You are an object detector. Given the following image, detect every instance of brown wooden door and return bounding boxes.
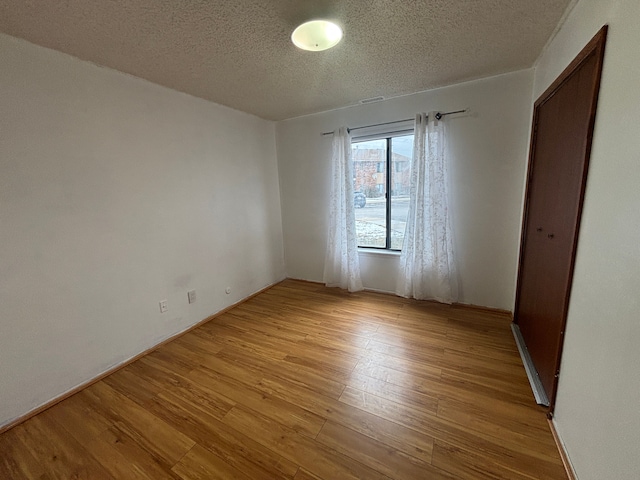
[515,27,607,409]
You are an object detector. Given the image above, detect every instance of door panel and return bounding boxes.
[515,27,607,409]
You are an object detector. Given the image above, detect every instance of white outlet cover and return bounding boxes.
[188,290,196,304]
[159,300,168,313]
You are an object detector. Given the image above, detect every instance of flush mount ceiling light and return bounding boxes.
[291,20,343,51]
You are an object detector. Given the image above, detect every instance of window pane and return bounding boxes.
[390,134,413,250]
[353,139,386,248]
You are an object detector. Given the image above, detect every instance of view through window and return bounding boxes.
[352,133,413,249]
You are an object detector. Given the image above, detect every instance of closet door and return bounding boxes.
[514,27,607,409]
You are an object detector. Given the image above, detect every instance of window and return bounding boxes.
[352,133,413,250]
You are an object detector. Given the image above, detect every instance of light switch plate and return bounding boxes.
[187,290,196,304]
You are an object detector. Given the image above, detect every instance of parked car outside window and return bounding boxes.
[354,191,366,208]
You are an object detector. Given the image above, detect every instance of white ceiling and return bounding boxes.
[0,0,572,121]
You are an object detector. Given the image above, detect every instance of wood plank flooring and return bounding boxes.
[0,279,567,479]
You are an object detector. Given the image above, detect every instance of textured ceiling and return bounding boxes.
[0,1,571,120]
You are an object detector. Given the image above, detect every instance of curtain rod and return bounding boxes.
[320,108,468,136]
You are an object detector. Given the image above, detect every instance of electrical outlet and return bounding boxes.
[187,290,196,304]
[159,300,168,313]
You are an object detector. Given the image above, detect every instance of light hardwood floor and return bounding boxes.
[0,279,567,479]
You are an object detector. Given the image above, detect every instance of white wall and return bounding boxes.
[532,0,640,478]
[0,33,285,428]
[276,70,533,310]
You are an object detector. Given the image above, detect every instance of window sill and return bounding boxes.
[357,248,401,257]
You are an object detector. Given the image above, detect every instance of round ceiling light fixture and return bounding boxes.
[291,20,343,51]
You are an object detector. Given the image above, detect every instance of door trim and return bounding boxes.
[514,26,608,412]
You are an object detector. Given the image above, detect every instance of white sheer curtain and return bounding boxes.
[396,112,458,303]
[323,127,363,292]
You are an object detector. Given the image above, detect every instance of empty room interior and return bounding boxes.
[1,1,638,479]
